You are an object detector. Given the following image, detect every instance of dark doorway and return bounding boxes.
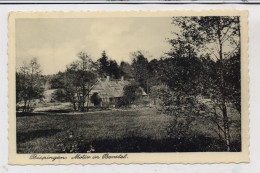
[90,92,102,106]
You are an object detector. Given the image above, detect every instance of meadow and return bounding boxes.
[16,107,241,153]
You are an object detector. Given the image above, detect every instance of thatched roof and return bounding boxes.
[90,77,130,98]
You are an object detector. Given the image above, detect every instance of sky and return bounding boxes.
[16,17,173,75]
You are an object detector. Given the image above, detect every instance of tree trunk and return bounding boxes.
[81,84,86,112]
[27,96,31,112]
[214,107,222,140]
[76,92,81,111]
[82,100,85,112]
[217,27,231,151]
[86,93,90,112]
[73,102,77,111]
[222,102,231,151]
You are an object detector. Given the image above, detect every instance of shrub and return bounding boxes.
[52,89,68,102]
[57,130,95,153]
[151,85,206,139]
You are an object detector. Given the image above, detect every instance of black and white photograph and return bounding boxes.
[8,11,249,164]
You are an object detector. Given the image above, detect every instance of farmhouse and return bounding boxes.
[89,76,147,107]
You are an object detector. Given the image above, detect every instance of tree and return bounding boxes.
[52,88,68,102]
[150,84,170,106]
[97,51,110,78]
[170,16,240,151]
[49,71,65,89]
[147,59,166,89]
[118,81,141,106]
[119,61,133,79]
[65,51,97,112]
[221,53,241,114]
[16,58,44,112]
[151,84,201,141]
[131,51,150,93]
[97,51,121,79]
[109,60,121,79]
[63,71,78,111]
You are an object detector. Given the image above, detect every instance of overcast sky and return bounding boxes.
[16,17,173,75]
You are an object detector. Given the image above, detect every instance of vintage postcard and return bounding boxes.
[8,10,249,164]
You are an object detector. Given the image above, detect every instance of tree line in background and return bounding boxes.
[16,16,241,151]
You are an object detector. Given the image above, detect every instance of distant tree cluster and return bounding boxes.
[97,51,122,79]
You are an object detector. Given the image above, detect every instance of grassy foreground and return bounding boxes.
[16,108,241,153]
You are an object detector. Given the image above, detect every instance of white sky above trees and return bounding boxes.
[16,17,173,75]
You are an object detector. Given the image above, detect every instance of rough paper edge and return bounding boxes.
[8,10,249,165]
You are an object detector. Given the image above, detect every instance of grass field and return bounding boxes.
[16,107,241,153]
